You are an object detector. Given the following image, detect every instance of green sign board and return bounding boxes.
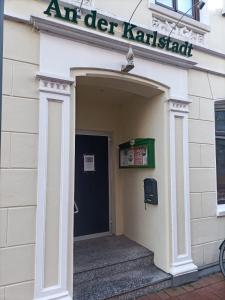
[44,0,194,57]
[119,138,155,169]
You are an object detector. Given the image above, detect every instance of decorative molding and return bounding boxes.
[39,80,71,95]
[168,99,190,113]
[37,73,74,96]
[152,15,205,45]
[149,1,210,32]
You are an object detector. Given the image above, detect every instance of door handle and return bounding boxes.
[74,201,79,214]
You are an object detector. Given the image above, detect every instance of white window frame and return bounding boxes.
[215,100,225,217]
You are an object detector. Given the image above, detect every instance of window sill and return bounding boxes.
[149,2,210,34]
[217,204,225,217]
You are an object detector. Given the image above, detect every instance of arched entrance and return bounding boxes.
[34,67,197,299]
[72,70,171,298]
[72,69,168,244]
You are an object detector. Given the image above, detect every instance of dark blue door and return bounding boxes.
[74,134,109,237]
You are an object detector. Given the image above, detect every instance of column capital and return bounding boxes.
[168,98,191,113]
[36,72,74,96]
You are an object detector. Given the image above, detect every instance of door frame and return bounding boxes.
[74,129,113,241]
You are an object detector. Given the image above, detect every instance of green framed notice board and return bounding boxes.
[119,138,155,169]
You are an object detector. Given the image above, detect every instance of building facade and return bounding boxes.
[1,0,225,299]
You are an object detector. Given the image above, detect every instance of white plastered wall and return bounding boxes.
[119,93,169,270]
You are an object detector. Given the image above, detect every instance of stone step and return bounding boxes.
[74,253,154,284]
[73,264,172,300]
[73,236,171,299]
[74,236,153,274]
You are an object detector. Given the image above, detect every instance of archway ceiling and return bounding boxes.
[76,75,163,99]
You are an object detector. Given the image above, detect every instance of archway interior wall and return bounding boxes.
[118,92,169,271]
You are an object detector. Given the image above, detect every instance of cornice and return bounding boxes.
[36,72,74,84]
[168,98,191,113]
[4,12,30,23]
[31,15,197,70]
[194,44,225,60]
[37,72,74,95]
[5,11,225,60]
[5,11,225,77]
[192,64,225,78]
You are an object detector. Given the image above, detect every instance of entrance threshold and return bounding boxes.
[74,231,111,242]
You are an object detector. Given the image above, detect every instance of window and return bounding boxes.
[155,0,200,20]
[215,101,225,205]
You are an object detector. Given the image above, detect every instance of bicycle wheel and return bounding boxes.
[219,241,225,277]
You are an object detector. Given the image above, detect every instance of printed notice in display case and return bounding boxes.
[84,155,95,171]
[119,139,155,169]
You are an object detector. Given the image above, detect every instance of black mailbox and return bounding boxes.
[144,178,158,205]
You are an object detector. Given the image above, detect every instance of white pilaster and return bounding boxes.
[34,73,74,300]
[168,99,197,277]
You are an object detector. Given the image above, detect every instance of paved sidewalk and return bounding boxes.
[138,273,225,300]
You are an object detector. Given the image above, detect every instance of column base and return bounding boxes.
[170,260,198,287]
[34,291,72,300]
[172,270,198,287]
[170,260,198,277]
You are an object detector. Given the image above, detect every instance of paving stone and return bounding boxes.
[182,284,195,292]
[138,296,152,300]
[212,273,224,282]
[164,287,186,297]
[178,291,201,300]
[208,281,225,299]
[155,290,170,299]
[196,287,221,300]
[143,294,161,300]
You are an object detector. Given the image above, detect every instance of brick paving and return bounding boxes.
[138,273,225,300]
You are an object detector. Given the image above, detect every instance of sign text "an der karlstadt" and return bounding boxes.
[44,0,194,57]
